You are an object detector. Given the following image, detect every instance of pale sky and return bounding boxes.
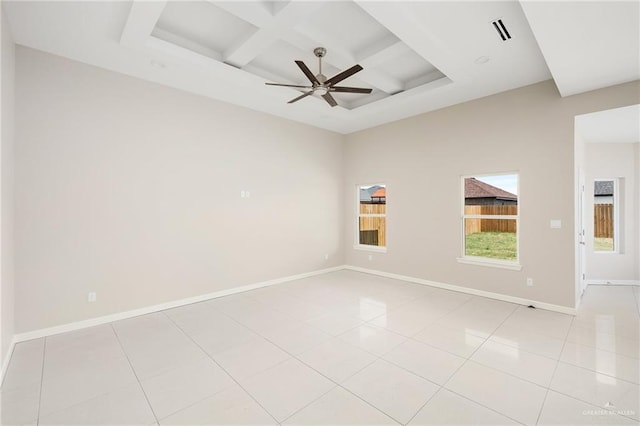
[476,174,518,196]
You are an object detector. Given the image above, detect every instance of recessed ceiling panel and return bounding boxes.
[248,40,343,85]
[374,49,444,88]
[332,90,387,110]
[297,2,399,56]
[153,1,257,56]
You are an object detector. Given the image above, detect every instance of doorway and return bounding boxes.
[574,105,640,308]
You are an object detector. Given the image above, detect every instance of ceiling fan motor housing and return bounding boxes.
[265,47,372,107]
[313,47,327,58]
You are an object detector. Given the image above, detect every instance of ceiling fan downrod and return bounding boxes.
[264,47,372,107]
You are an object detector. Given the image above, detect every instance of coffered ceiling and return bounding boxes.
[4,1,639,134]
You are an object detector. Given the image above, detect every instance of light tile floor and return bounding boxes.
[1,271,639,425]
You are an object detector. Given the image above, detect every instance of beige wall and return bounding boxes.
[344,80,640,309]
[14,47,344,333]
[10,44,640,335]
[1,6,16,371]
[584,142,639,282]
[637,143,640,281]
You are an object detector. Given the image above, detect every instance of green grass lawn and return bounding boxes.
[465,232,517,260]
[594,237,614,251]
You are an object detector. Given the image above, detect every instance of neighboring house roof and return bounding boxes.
[465,178,517,200]
[371,188,386,198]
[360,185,384,202]
[594,181,613,196]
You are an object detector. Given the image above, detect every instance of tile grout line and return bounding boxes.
[352,293,517,425]
[184,308,383,424]
[110,323,160,425]
[541,365,640,423]
[352,294,532,425]
[176,294,414,425]
[400,385,444,426]
[533,313,575,425]
[402,302,524,426]
[35,338,47,426]
[162,310,282,425]
[440,387,527,426]
[440,301,519,387]
[273,292,467,425]
[280,355,392,424]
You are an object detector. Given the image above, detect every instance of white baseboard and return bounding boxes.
[586,279,640,286]
[344,265,577,315]
[13,265,346,344]
[0,336,18,387]
[10,262,580,361]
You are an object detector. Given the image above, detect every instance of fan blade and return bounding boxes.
[331,86,372,94]
[266,82,313,89]
[295,61,320,85]
[322,93,338,107]
[325,64,363,86]
[288,91,314,104]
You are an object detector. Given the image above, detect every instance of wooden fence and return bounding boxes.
[360,203,611,240]
[359,203,386,246]
[594,204,613,238]
[464,205,517,235]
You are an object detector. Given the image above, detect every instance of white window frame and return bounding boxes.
[457,173,522,271]
[593,178,619,254]
[354,183,387,253]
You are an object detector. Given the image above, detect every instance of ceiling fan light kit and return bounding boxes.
[265,47,373,107]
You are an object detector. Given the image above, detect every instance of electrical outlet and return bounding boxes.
[87,292,96,302]
[526,278,533,287]
[368,254,373,261]
[324,253,329,260]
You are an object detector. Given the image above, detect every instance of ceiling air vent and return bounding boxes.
[492,19,511,41]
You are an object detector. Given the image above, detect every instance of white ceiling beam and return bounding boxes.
[355,1,471,84]
[358,41,410,68]
[146,36,224,70]
[222,28,279,68]
[219,2,325,68]
[204,1,273,28]
[519,1,640,97]
[120,1,167,49]
[150,28,222,62]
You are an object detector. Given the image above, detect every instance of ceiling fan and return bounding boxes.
[265,47,372,107]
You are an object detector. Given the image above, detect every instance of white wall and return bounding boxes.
[344,80,640,309]
[636,143,640,282]
[574,131,588,303]
[1,5,16,372]
[585,142,639,283]
[15,47,344,333]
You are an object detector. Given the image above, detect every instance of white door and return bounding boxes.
[578,174,587,296]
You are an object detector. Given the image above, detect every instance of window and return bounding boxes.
[593,179,617,252]
[356,184,386,251]
[459,174,520,269]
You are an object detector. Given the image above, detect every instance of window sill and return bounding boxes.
[456,257,522,271]
[354,244,387,253]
